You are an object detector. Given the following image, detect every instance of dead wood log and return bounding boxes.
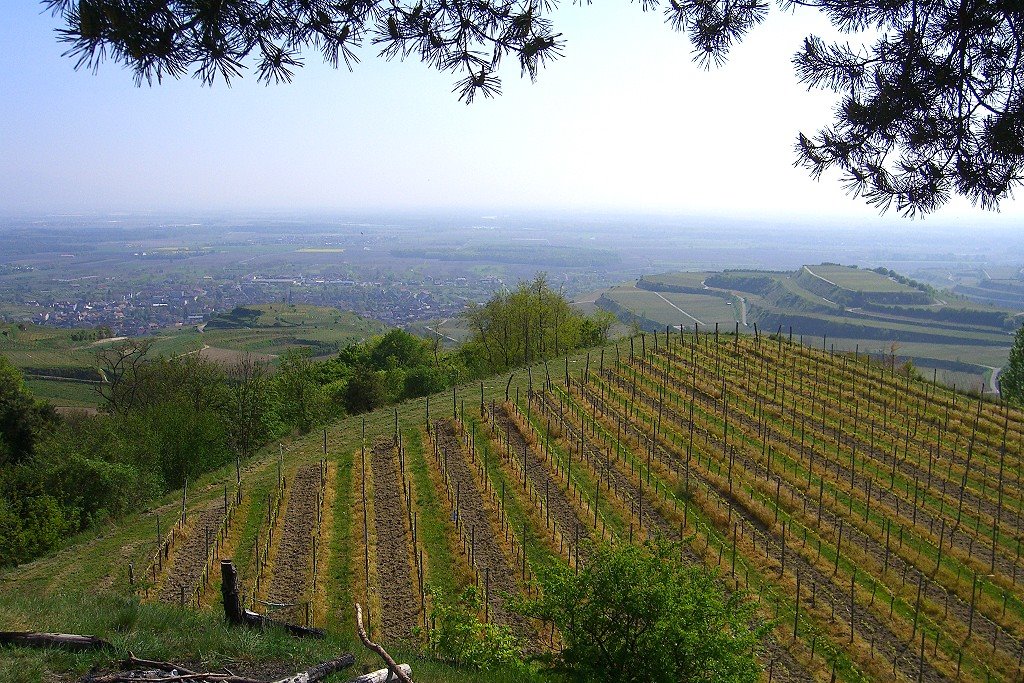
[344,665,412,683]
[86,653,355,683]
[0,631,113,651]
[270,654,357,683]
[220,560,324,639]
[354,604,412,683]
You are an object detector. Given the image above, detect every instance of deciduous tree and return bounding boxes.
[1000,323,1024,405]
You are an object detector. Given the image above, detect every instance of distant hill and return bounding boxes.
[199,304,386,356]
[597,263,1020,391]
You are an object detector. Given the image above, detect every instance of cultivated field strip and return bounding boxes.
[430,419,531,637]
[249,475,286,608]
[156,503,227,607]
[486,402,596,565]
[534,390,676,540]
[265,463,323,626]
[369,440,421,643]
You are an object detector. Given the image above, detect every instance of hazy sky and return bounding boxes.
[1,3,1021,226]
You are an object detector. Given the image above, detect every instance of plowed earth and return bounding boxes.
[157,503,225,605]
[370,440,420,644]
[266,464,320,625]
[493,403,592,562]
[433,419,531,640]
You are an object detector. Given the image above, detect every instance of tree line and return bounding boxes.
[0,275,611,567]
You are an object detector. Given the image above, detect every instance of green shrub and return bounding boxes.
[522,541,766,683]
[424,586,527,673]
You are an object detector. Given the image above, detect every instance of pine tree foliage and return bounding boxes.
[791,0,1024,216]
[43,0,1024,214]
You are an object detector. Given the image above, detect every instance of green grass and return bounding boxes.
[148,330,206,357]
[0,592,541,683]
[404,427,466,596]
[805,265,919,293]
[23,378,99,408]
[326,434,356,642]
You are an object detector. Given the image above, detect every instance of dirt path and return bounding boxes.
[370,441,420,644]
[433,419,530,639]
[266,464,320,625]
[157,503,224,605]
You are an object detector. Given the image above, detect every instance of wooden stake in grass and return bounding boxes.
[968,572,978,639]
[793,569,801,641]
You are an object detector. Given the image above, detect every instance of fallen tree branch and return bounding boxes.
[0,631,113,651]
[124,655,199,675]
[84,653,355,683]
[354,604,412,683]
[345,665,412,683]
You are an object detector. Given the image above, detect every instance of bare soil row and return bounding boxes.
[432,419,530,639]
[265,463,320,625]
[370,440,421,644]
[157,503,226,606]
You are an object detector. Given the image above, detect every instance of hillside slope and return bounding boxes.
[4,333,1024,683]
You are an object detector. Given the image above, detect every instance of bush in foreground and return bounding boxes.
[522,541,767,683]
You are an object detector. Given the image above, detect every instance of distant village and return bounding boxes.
[11,271,504,335]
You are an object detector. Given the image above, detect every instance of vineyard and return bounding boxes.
[340,330,1024,682]
[11,331,1024,683]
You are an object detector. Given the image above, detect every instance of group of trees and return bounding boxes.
[0,346,289,567]
[526,541,765,683]
[460,274,614,375]
[309,274,613,414]
[0,277,611,567]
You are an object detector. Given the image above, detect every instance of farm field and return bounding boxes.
[600,283,739,328]
[6,333,1024,682]
[635,271,711,290]
[803,265,919,293]
[198,304,387,358]
[24,378,99,408]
